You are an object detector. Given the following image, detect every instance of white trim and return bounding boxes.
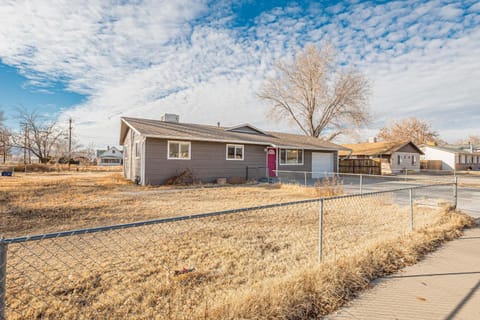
[135,142,140,159]
[130,130,134,179]
[167,140,191,160]
[121,118,142,135]
[120,118,142,145]
[123,145,128,159]
[226,144,244,161]
[140,138,146,185]
[279,148,304,166]
[266,147,277,177]
[336,151,339,173]
[225,123,268,135]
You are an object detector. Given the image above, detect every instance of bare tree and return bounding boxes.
[0,127,12,163]
[258,43,371,141]
[378,117,442,145]
[12,109,65,163]
[0,111,12,163]
[456,135,480,146]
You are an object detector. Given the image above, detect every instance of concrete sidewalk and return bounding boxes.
[328,222,480,320]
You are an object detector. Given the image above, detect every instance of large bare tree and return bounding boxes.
[258,44,371,141]
[378,117,442,145]
[12,109,65,163]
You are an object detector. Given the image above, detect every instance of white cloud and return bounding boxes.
[0,0,479,147]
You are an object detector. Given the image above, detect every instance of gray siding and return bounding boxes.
[397,143,421,154]
[142,138,339,185]
[277,149,312,172]
[277,150,338,174]
[145,139,268,185]
[122,129,143,183]
[390,151,421,172]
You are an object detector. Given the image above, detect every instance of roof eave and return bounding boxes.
[143,135,343,151]
[119,118,142,145]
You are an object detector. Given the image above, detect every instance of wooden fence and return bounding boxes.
[420,160,442,170]
[339,159,381,175]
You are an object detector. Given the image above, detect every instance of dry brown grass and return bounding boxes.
[1,172,327,237]
[4,176,474,319]
[269,176,343,198]
[0,163,123,172]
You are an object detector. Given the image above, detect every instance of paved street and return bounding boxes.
[337,173,480,218]
[327,223,480,320]
[325,173,480,319]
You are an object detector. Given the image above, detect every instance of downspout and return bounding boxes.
[141,137,146,185]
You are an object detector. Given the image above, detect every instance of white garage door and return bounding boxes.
[312,152,334,178]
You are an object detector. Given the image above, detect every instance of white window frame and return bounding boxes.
[135,142,140,158]
[226,144,244,161]
[279,148,304,166]
[167,141,191,160]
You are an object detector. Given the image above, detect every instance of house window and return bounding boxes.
[397,155,401,165]
[280,148,304,165]
[135,143,140,158]
[168,141,191,160]
[226,144,244,160]
[412,155,416,166]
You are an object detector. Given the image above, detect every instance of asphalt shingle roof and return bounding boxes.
[339,141,423,157]
[120,117,349,151]
[421,144,480,155]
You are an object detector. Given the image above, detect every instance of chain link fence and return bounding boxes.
[274,170,455,194]
[0,182,456,319]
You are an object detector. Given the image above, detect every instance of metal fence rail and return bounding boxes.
[0,182,457,319]
[274,170,455,194]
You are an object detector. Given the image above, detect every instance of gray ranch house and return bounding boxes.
[119,114,348,185]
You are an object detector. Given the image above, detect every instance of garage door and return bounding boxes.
[312,152,334,178]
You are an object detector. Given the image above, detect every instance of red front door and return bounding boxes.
[267,147,277,177]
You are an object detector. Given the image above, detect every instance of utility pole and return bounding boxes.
[68,118,72,169]
[27,126,31,165]
[23,123,27,165]
[1,130,6,164]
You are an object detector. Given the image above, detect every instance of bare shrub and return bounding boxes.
[227,176,247,184]
[165,169,194,185]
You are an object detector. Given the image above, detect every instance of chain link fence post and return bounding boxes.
[0,237,6,320]
[304,171,307,186]
[359,174,363,194]
[453,176,458,209]
[318,199,324,263]
[409,188,414,231]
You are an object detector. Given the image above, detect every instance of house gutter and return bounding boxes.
[143,136,343,152]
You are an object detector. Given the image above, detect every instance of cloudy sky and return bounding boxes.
[0,0,479,147]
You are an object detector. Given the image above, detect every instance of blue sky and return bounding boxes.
[0,0,479,147]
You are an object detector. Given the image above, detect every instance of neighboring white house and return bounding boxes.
[420,144,480,171]
[96,146,123,166]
